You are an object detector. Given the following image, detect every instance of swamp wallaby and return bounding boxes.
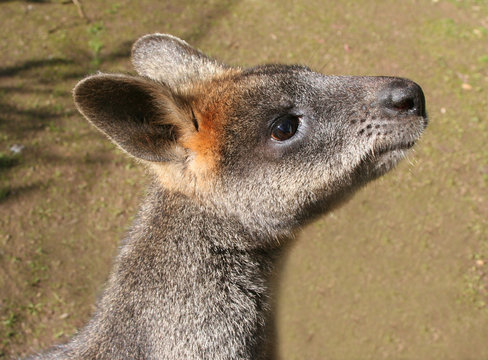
[27,34,427,359]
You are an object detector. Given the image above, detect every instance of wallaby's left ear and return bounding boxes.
[131,33,228,88]
[74,74,195,162]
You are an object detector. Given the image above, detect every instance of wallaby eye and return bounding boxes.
[271,114,300,141]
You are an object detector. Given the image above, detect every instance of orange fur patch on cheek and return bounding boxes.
[181,69,242,178]
[182,107,226,173]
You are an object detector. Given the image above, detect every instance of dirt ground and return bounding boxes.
[0,0,487,359]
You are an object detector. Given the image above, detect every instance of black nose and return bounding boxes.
[378,79,425,117]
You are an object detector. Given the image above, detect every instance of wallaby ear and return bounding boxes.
[131,33,228,87]
[73,74,194,162]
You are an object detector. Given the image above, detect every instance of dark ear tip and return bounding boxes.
[73,75,95,112]
[73,75,94,98]
[73,74,109,109]
[73,74,138,120]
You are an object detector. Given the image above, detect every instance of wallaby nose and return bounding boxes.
[378,79,425,117]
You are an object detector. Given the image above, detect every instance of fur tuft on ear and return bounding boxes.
[73,74,195,162]
[131,33,227,88]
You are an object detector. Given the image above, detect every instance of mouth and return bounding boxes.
[374,140,416,156]
[355,138,418,181]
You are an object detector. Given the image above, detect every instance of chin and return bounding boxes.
[370,148,410,176]
[354,147,412,184]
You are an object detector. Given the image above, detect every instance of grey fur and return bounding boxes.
[25,34,427,360]
[132,34,227,88]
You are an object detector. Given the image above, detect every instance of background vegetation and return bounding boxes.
[0,0,487,358]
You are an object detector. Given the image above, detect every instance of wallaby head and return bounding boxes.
[74,34,427,250]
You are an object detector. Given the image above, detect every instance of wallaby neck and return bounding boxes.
[130,183,286,253]
[72,184,284,359]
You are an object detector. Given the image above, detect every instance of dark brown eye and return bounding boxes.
[271,115,300,141]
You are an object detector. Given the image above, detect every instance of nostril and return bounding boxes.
[378,79,425,117]
[392,96,415,113]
